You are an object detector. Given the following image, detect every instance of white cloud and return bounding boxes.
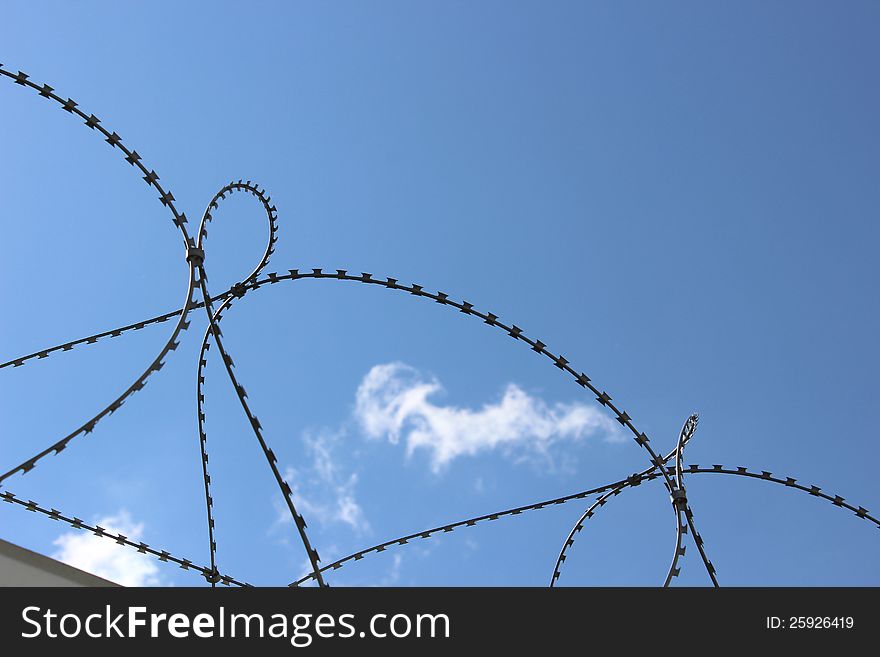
[52,510,162,586]
[355,362,620,472]
[280,430,369,534]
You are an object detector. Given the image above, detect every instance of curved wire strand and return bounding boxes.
[0,66,200,487]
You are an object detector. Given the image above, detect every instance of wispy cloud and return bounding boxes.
[355,362,620,472]
[51,510,162,586]
[280,430,369,534]
[380,553,404,586]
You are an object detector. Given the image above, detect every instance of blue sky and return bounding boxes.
[1,1,877,586]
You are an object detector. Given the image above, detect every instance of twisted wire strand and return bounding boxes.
[661,414,719,586]
[671,415,719,586]
[674,416,699,491]
[662,417,694,585]
[192,184,326,586]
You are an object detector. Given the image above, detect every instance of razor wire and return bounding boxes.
[1,64,876,588]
